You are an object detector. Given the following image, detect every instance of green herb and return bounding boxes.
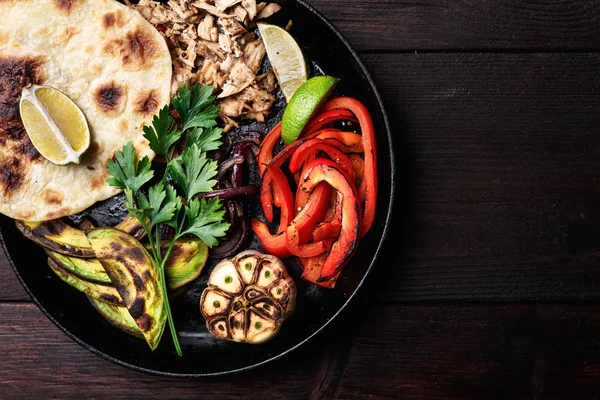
[171,83,220,133]
[142,107,181,160]
[106,83,230,356]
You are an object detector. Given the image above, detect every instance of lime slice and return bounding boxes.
[257,22,308,102]
[19,85,90,165]
[281,75,340,145]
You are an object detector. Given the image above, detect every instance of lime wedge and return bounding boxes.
[257,22,308,102]
[281,75,340,145]
[20,85,90,165]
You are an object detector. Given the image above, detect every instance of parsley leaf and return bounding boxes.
[168,144,218,202]
[106,142,153,207]
[185,126,223,153]
[143,106,182,157]
[181,198,230,247]
[137,182,181,229]
[171,84,220,132]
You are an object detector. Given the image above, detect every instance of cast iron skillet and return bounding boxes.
[0,0,395,377]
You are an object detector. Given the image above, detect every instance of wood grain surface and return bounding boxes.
[3,0,600,399]
[362,53,600,302]
[3,303,600,399]
[309,0,600,51]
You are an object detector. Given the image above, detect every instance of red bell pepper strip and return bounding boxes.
[257,122,281,177]
[298,192,349,288]
[263,129,362,220]
[293,151,316,184]
[252,165,296,258]
[309,129,364,153]
[322,97,377,238]
[299,254,339,289]
[348,153,366,205]
[294,181,332,241]
[252,173,332,259]
[251,219,291,259]
[304,109,358,136]
[288,138,356,183]
[286,228,332,258]
[311,191,343,242]
[260,128,363,222]
[286,183,334,257]
[256,123,282,223]
[266,165,295,231]
[265,163,332,258]
[259,137,309,222]
[252,165,292,258]
[297,159,361,281]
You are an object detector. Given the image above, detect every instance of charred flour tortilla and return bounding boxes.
[0,0,172,221]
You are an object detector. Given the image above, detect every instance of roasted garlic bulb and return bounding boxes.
[200,250,296,344]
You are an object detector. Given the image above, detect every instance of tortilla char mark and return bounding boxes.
[134,89,160,116]
[0,57,43,123]
[0,56,46,195]
[93,81,127,116]
[102,27,160,71]
[53,0,83,14]
[0,157,23,196]
[41,189,64,206]
[102,10,126,29]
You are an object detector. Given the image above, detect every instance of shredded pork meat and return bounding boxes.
[126,0,281,132]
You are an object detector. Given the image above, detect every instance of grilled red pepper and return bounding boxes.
[255,95,377,288]
[251,219,291,258]
[252,165,295,258]
[304,109,358,136]
[254,164,333,258]
[267,164,332,258]
[286,182,334,258]
[322,97,377,237]
[294,181,332,242]
[297,158,361,282]
[300,254,337,289]
[258,122,281,177]
[256,123,282,223]
[260,129,362,222]
[311,191,343,242]
[348,153,366,204]
[309,129,363,153]
[258,138,303,222]
[289,138,355,183]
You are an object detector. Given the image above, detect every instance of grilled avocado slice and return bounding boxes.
[88,296,143,339]
[146,239,209,290]
[87,228,166,351]
[46,251,111,284]
[115,215,147,241]
[47,257,123,306]
[16,219,95,258]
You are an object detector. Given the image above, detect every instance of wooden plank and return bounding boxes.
[336,305,600,399]
[362,52,600,205]
[358,52,600,301]
[0,250,28,301]
[3,303,600,399]
[309,0,600,51]
[0,303,343,399]
[379,200,600,302]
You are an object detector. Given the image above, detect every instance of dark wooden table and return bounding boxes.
[3,0,600,398]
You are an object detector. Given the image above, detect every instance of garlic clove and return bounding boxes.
[208,259,244,295]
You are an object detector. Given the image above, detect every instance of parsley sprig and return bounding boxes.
[106,84,229,356]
